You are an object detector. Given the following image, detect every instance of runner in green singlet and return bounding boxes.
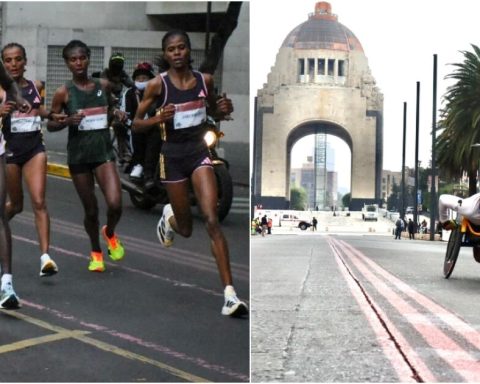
[47,40,125,273]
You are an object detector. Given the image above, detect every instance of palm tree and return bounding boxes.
[437,44,480,196]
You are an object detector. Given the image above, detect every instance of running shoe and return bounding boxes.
[88,251,105,272]
[101,225,125,261]
[0,284,20,310]
[157,204,175,247]
[129,164,143,180]
[40,253,59,277]
[222,286,248,317]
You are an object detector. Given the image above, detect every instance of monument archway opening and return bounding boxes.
[287,121,352,211]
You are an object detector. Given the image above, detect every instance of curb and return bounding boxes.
[47,163,70,178]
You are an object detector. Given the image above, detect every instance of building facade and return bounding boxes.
[0,1,249,148]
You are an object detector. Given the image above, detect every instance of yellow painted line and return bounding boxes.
[1,309,210,382]
[0,330,89,354]
[77,334,210,383]
[47,163,71,178]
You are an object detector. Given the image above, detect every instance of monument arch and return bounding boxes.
[253,1,383,210]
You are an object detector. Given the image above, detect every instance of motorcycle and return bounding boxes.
[119,117,234,222]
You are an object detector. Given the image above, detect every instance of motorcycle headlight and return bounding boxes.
[204,130,217,147]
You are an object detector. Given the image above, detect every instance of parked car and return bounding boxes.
[279,214,312,230]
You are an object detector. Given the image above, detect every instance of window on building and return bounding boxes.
[317,58,325,75]
[46,46,223,106]
[307,58,315,81]
[113,47,222,90]
[327,59,335,76]
[298,58,305,76]
[338,60,346,77]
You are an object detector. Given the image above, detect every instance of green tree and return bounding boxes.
[290,187,307,210]
[437,44,480,196]
[342,192,351,208]
[387,182,401,211]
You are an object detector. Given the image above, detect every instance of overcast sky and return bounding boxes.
[250,0,480,173]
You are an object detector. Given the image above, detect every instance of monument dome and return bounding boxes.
[281,2,363,52]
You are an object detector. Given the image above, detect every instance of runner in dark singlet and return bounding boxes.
[133,30,248,317]
[47,40,125,273]
[0,54,32,309]
[0,42,59,280]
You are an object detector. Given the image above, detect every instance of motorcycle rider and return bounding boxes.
[93,52,134,167]
[120,62,159,186]
[133,30,248,317]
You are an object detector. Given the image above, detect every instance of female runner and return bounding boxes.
[47,40,125,272]
[133,30,248,317]
[0,42,58,278]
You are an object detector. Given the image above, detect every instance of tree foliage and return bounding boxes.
[290,187,307,210]
[437,44,480,196]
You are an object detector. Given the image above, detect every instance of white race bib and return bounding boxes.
[78,106,108,131]
[0,133,4,156]
[11,115,42,133]
[173,100,207,130]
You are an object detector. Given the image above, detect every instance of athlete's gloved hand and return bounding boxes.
[441,220,457,231]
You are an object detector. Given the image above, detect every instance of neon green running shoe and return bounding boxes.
[88,251,105,272]
[102,225,125,261]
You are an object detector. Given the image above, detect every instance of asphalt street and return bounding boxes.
[251,231,480,382]
[1,172,250,382]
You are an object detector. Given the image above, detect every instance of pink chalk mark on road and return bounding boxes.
[13,234,248,381]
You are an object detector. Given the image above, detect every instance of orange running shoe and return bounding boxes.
[101,225,125,261]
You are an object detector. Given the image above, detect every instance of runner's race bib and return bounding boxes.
[78,106,108,131]
[173,100,206,130]
[11,114,41,133]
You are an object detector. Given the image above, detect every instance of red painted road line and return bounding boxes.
[333,238,480,382]
[328,239,431,382]
[341,240,480,352]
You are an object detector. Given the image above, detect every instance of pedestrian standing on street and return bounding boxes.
[394,217,403,240]
[260,215,268,237]
[47,40,125,273]
[0,43,59,280]
[133,30,248,317]
[312,217,318,231]
[0,57,32,309]
[267,217,272,235]
[408,219,415,240]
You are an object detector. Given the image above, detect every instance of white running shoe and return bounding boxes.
[130,164,143,179]
[40,253,59,277]
[222,286,248,317]
[157,204,175,247]
[0,283,20,309]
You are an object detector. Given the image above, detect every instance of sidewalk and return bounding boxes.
[252,211,443,240]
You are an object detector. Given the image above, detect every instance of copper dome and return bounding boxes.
[281,2,363,52]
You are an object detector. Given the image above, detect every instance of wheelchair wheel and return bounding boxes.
[444,226,462,278]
